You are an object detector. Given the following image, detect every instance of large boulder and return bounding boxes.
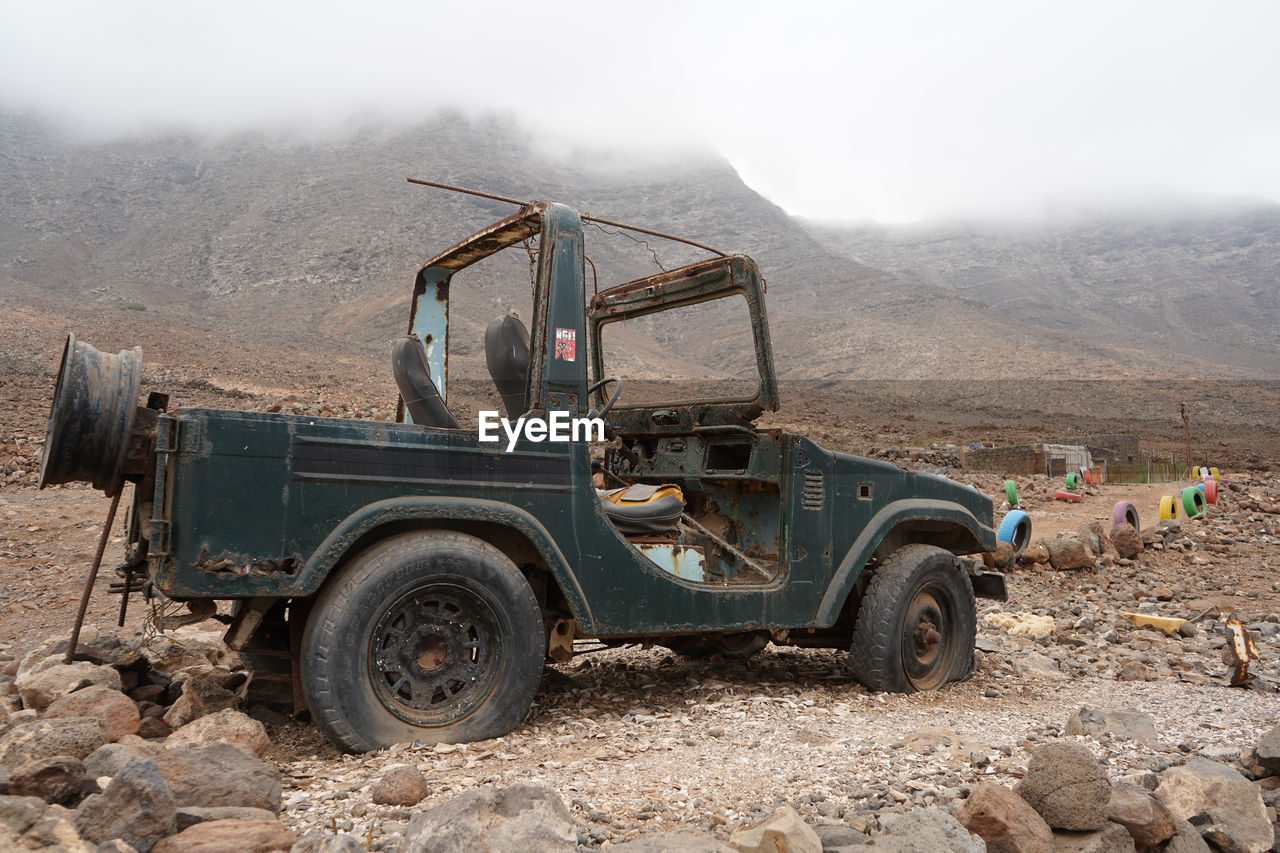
[727,805,821,853]
[954,781,1053,853]
[74,757,177,853]
[175,805,277,831]
[1046,538,1093,571]
[1106,782,1175,848]
[1064,708,1159,745]
[84,736,166,779]
[14,658,122,713]
[154,743,282,813]
[402,783,576,853]
[1014,742,1110,830]
[612,830,735,852]
[151,818,296,853]
[1163,817,1212,853]
[1253,723,1280,775]
[1109,524,1143,560]
[1048,821,1137,852]
[144,629,228,674]
[1155,758,1274,853]
[874,809,986,852]
[0,717,111,766]
[45,685,141,741]
[163,709,269,757]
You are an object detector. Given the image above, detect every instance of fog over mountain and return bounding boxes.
[3,111,1277,384]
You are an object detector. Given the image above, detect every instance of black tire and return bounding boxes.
[301,530,545,753]
[848,544,976,693]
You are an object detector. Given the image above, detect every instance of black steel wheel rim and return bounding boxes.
[369,583,502,727]
[902,583,954,690]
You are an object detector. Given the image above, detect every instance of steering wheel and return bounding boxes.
[586,376,623,420]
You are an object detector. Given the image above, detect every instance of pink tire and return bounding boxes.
[1112,501,1139,532]
[1203,478,1218,505]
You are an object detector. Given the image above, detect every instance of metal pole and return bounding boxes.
[65,488,123,663]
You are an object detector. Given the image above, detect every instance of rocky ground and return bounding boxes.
[3,314,1280,850]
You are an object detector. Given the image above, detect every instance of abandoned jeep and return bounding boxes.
[40,194,1003,753]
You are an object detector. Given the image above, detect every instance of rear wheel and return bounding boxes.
[848,544,976,693]
[302,531,545,752]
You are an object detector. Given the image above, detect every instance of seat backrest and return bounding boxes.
[391,336,460,429]
[484,313,530,417]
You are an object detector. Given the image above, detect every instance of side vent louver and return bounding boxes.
[801,469,824,510]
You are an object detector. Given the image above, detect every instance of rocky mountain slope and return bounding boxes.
[803,202,1280,376]
[2,112,1273,382]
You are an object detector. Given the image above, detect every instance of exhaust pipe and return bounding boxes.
[39,334,148,496]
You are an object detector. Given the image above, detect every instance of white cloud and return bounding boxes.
[2,0,1277,222]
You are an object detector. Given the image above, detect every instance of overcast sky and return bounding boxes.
[2,1,1277,222]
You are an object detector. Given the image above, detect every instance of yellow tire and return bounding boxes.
[1158,495,1177,520]
[1209,467,1220,481]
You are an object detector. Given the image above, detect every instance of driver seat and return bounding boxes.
[391,336,459,429]
[485,313,530,417]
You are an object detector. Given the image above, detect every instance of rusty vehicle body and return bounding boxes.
[40,196,1003,752]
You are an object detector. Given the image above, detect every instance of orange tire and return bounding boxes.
[1054,489,1083,503]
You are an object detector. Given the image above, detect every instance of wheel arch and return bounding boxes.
[294,497,594,630]
[816,499,992,625]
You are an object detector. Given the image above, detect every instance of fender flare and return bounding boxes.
[293,496,593,628]
[815,499,995,625]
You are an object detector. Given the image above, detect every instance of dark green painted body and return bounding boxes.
[141,201,996,639]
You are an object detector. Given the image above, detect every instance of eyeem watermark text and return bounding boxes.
[478,411,604,452]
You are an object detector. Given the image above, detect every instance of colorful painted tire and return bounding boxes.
[1181,486,1205,517]
[1004,480,1019,507]
[1081,468,1093,485]
[1054,489,1083,503]
[1203,478,1218,505]
[1064,472,1080,490]
[1112,501,1140,533]
[1198,466,1210,479]
[1158,496,1177,520]
[996,510,1032,555]
[1209,467,1220,481]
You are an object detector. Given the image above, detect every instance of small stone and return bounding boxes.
[162,678,240,729]
[1046,538,1093,571]
[1116,661,1148,682]
[1048,820,1138,852]
[954,781,1053,853]
[8,755,93,806]
[1064,708,1159,744]
[1106,782,1175,848]
[370,765,430,807]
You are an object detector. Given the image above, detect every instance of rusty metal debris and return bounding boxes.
[1223,617,1261,687]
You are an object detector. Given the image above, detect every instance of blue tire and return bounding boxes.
[996,510,1032,555]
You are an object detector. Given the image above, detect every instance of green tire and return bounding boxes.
[1004,480,1019,506]
[1180,486,1204,517]
[1064,472,1079,490]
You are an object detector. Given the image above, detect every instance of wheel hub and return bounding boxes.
[369,585,501,726]
[903,587,953,690]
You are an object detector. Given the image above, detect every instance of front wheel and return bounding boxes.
[847,544,976,692]
[301,531,545,753]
